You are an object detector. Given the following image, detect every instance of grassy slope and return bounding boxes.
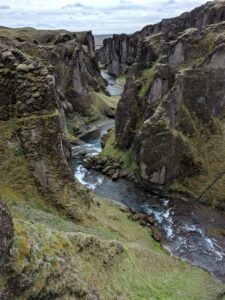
[65,91,120,142]
[1,191,224,299]
[89,91,119,121]
[0,118,224,298]
[101,128,138,171]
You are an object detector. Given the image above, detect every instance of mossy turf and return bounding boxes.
[138,61,159,98]
[116,75,126,85]
[89,91,119,121]
[1,189,224,299]
[171,117,225,208]
[101,128,138,172]
[0,115,223,298]
[0,119,46,208]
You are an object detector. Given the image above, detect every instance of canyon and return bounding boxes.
[0,1,225,299]
[98,0,225,211]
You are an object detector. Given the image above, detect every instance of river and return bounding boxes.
[72,71,225,282]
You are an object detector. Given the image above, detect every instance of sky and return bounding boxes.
[0,0,209,34]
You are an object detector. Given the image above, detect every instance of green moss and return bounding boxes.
[138,60,160,98]
[0,119,45,207]
[171,117,225,207]
[66,116,80,143]
[116,75,126,85]
[89,91,119,121]
[145,33,165,55]
[101,129,138,172]
[176,26,217,70]
[1,178,224,299]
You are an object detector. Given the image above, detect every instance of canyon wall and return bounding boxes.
[0,6,224,299]
[97,1,225,76]
[0,28,104,220]
[100,0,225,210]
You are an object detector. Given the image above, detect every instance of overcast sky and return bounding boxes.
[0,0,209,34]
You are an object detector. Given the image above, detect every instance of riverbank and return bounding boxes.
[73,70,225,284]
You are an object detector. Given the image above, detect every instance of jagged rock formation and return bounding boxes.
[0,27,115,137]
[0,29,97,220]
[0,7,225,300]
[99,0,225,210]
[97,0,225,76]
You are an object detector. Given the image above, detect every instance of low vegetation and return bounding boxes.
[101,128,138,172]
[1,185,224,299]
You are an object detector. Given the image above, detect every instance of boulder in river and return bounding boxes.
[151,227,162,243]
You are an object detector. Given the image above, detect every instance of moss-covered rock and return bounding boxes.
[99,2,225,210]
[0,195,224,299]
[0,44,91,220]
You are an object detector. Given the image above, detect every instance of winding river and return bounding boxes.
[72,71,225,282]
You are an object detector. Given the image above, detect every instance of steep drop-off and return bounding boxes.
[99,0,225,210]
[0,27,116,138]
[97,0,225,76]
[0,13,225,300]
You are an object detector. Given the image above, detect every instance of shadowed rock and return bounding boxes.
[0,198,13,267]
[100,1,225,209]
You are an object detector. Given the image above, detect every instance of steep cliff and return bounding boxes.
[100,1,225,210]
[0,43,91,220]
[0,27,116,138]
[98,0,225,76]
[0,17,225,300]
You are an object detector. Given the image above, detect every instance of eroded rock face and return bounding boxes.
[98,1,225,76]
[0,198,13,267]
[0,41,91,219]
[0,28,106,118]
[133,68,225,189]
[110,1,225,207]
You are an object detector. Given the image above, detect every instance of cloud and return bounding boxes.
[0,5,11,10]
[0,0,208,34]
[165,0,176,4]
[120,0,131,3]
[62,2,91,10]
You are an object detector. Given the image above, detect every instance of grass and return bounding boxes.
[116,75,126,85]
[5,190,225,299]
[101,128,138,172]
[0,117,223,298]
[89,91,119,121]
[66,116,81,143]
[0,119,45,207]
[138,59,160,98]
[171,117,225,207]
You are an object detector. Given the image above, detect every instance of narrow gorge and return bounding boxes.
[0,1,225,299]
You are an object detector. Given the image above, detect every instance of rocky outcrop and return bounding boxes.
[133,67,225,190]
[0,40,91,219]
[97,1,225,76]
[0,27,106,119]
[83,155,135,181]
[99,1,225,209]
[0,19,224,300]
